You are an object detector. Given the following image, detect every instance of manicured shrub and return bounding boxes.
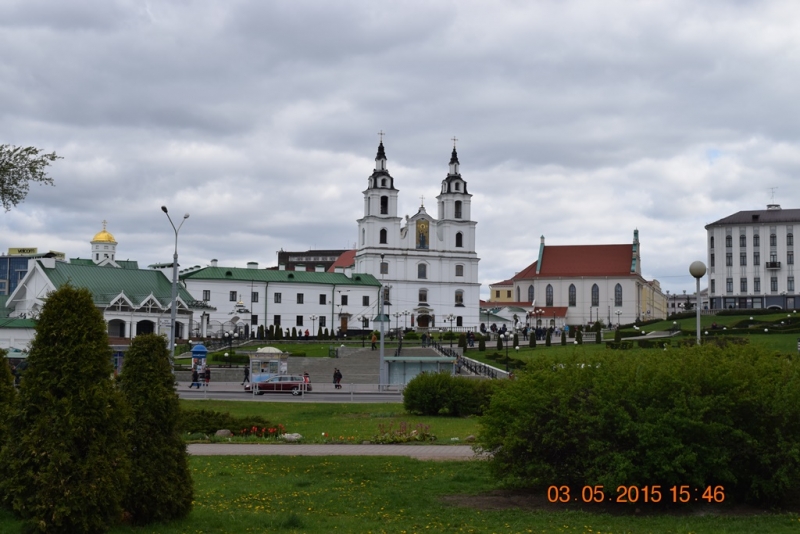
[576,329,583,344]
[403,372,499,416]
[0,285,131,533]
[497,335,503,351]
[529,332,536,349]
[404,331,419,340]
[595,330,601,344]
[560,330,566,345]
[614,328,622,342]
[458,333,467,349]
[478,344,800,506]
[317,326,323,338]
[545,330,551,347]
[291,327,297,340]
[120,334,193,525]
[324,328,330,339]
[478,335,486,351]
[512,333,519,348]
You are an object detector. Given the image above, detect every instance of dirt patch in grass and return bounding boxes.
[441,489,800,516]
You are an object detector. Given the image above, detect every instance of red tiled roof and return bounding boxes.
[327,250,356,272]
[489,279,513,286]
[514,244,634,279]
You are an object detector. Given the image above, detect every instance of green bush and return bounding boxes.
[545,330,551,347]
[403,372,498,417]
[458,333,467,349]
[497,335,503,351]
[478,345,800,506]
[478,335,486,351]
[208,352,249,365]
[0,285,131,533]
[404,331,419,340]
[560,330,566,346]
[442,331,457,340]
[576,330,583,345]
[120,334,193,525]
[0,348,15,495]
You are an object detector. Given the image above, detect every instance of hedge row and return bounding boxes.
[403,372,501,416]
[478,344,800,506]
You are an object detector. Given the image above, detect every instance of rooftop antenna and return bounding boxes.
[769,186,778,203]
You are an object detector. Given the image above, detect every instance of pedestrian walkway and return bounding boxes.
[188,443,485,461]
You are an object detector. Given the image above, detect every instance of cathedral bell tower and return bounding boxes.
[358,138,401,250]
[437,145,472,222]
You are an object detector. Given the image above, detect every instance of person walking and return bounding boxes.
[204,366,211,387]
[333,368,342,389]
[189,367,200,389]
[371,333,377,350]
[242,365,250,385]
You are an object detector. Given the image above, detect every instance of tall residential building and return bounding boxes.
[706,204,799,310]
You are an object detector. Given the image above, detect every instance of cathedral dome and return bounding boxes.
[92,222,117,244]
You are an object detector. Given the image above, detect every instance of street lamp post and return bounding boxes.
[161,206,189,372]
[394,312,401,338]
[446,314,455,347]
[690,261,707,345]
[615,310,622,328]
[310,314,317,339]
[503,332,510,373]
[403,310,409,331]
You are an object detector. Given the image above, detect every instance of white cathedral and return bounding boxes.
[353,141,481,331]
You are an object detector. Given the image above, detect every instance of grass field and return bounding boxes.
[2,456,798,533]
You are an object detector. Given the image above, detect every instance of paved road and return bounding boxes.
[178,382,404,403]
[188,443,485,460]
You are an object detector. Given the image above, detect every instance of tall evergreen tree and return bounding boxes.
[120,334,193,525]
[0,285,130,533]
[0,348,16,491]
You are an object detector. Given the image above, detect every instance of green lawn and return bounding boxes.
[181,400,480,444]
[2,457,798,533]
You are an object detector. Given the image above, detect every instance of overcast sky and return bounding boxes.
[2,0,798,298]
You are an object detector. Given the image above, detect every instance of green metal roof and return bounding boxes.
[0,317,37,329]
[480,310,511,323]
[41,261,196,307]
[70,258,140,269]
[181,266,382,287]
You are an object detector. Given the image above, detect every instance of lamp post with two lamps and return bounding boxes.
[161,206,189,371]
[615,310,622,328]
[310,315,318,339]
[446,314,455,347]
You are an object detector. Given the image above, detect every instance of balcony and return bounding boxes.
[766,261,781,269]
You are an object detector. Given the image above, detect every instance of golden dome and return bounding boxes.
[92,220,117,244]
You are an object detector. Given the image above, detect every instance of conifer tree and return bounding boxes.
[291,327,297,340]
[120,334,193,525]
[0,348,15,472]
[561,330,567,345]
[0,285,130,533]
[529,331,536,349]
[317,326,323,338]
[512,333,519,348]
[497,335,503,351]
[478,334,486,352]
[545,330,552,347]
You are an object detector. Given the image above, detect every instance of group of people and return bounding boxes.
[189,364,211,388]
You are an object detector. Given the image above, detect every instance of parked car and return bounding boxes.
[248,375,312,395]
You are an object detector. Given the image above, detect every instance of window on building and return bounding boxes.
[296,316,303,326]
[362,317,369,328]
[380,262,389,274]
[591,284,599,306]
[297,293,304,304]
[740,252,747,266]
[771,234,777,246]
[506,290,511,298]
[455,290,464,306]
[319,294,326,305]
[229,291,237,301]
[383,286,390,304]
[362,295,369,306]
[740,278,747,292]
[725,253,732,266]
[726,235,732,247]
[789,251,795,265]
[568,284,576,306]
[455,264,464,276]
[754,234,760,247]
[252,292,259,303]
[273,315,281,325]
[454,200,462,219]
[546,284,554,306]
[710,253,715,267]
[789,277,795,292]
[710,279,715,294]
[319,316,326,327]
[202,290,210,301]
[528,285,534,302]
[726,278,733,293]
[615,284,623,306]
[341,294,348,306]
[710,236,715,249]
[379,228,387,244]
[740,234,746,247]
[418,263,427,279]
[456,316,463,327]
[771,277,779,292]
[274,292,282,303]
[380,196,388,214]
[419,289,427,303]
[754,252,760,266]
[494,290,500,298]
[789,233,795,246]
[455,232,463,247]
[754,277,761,293]
[251,315,258,325]
[771,253,778,263]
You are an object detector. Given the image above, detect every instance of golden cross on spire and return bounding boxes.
[451,136,458,148]
[102,219,107,230]
[378,130,385,143]
[420,195,425,206]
